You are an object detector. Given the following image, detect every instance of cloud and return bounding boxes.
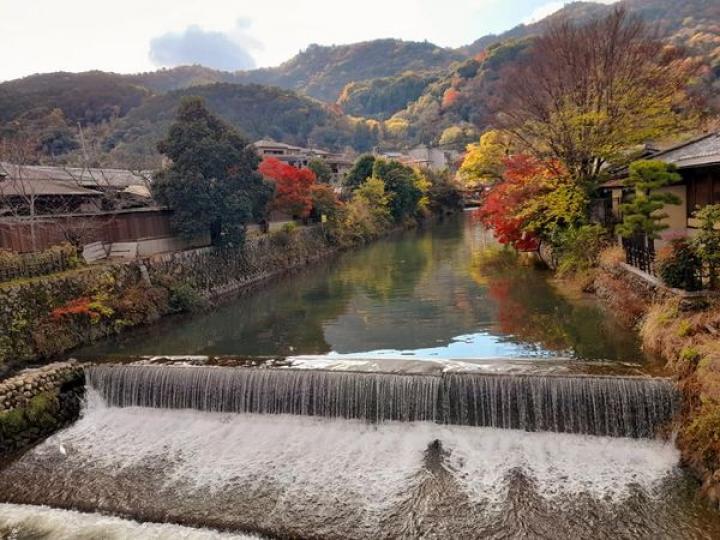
[523,0,620,25]
[523,1,564,24]
[149,20,258,71]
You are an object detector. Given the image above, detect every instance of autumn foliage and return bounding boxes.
[478,154,579,251]
[441,88,460,109]
[259,157,316,218]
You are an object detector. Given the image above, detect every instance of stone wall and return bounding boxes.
[0,226,337,372]
[144,225,333,298]
[0,361,85,456]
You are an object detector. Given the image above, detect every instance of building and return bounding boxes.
[253,139,353,184]
[601,132,720,245]
[375,146,458,172]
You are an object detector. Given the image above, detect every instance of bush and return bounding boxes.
[657,238,703,291]
[168,283,204,313]
[554,224,608,276]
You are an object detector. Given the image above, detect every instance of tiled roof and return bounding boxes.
[649,132,720,169]
[0,162,149,188]
[0,178,102,197]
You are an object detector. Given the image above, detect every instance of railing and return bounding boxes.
[621,235,656,276]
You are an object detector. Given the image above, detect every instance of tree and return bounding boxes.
[344,154,375,188]
[458,130,510,187]
[372,159,422,223]
[307,158,333,184]
[259,157,316,219]
[692,204,720,289]
[478,154,583,252]
[418,168,464,214]
[310,183,341,222]
[497,8,696,192]
[153,97,273,246]
[616,160,681,240]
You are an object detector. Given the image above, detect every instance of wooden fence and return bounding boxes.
[0,208,173,253]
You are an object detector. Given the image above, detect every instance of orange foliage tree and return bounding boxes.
[478,154,573,251]
[259,157,316,218]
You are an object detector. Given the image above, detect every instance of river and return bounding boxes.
[2,211,720,538]
[79,211,653,366]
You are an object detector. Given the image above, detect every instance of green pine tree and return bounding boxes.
[616,160,681,240]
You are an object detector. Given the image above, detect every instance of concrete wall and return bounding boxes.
[656,185,688,247]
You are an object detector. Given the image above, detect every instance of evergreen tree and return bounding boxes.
[307,158,333,184]
[153,97,273,246]
[616,160,681,240]
[344,154,376,188]
[372,158,422,222]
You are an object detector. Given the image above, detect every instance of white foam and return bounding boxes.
[29,395,681,507]
[0,503,258,539]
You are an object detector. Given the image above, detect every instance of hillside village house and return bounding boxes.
[0,163,181,254]
[597,132,720,276]
[602,132,720,244]
[253,139,353,184]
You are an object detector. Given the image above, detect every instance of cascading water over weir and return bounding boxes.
[86,364,677,438]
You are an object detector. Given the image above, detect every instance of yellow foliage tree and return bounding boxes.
[458,130,511,188]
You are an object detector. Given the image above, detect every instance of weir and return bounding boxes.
[86,365,677,438]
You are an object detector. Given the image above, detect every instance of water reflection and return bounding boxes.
[79,213,650,363]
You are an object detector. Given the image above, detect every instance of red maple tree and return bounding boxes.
[477,154,565,251]
[259,157,316,218]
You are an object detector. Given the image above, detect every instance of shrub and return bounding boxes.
[657,238,703,291]
[555,224,608,276]
[692,204,720,290]
[167,283,204,313]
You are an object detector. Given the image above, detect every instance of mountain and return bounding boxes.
[382,0,720,149]
[0,71,148,126]
[102,83,379,167]
[336,71,441,120]
[232,39,465,103]
[0,0,717,165]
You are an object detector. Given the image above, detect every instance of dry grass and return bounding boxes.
[599,245,625,269]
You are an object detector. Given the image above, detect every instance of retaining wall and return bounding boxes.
[0,361,85,456]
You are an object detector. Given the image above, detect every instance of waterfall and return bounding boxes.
[86,365,677,438]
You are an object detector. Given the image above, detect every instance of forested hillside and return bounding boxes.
[232,39,464,102]
[103,84,379,167]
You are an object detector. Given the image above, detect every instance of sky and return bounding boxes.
[0,0,618,82]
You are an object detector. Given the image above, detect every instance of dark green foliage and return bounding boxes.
[372,159,422,222]
[657,239,703,291]
[153,97,273,246]
[308,158,333,184]
[554,224,608,276]
[617,161,682,239]
[423,169,464,213]
[338,72,439,119]
[105,84,373,166]
[344,155,376,188]
[0,71,148,125]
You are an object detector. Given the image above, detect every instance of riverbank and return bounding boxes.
[0,226,335,375]
[0,218,435,377]
[589,249,720,506]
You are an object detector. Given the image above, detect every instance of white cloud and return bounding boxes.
[523,0,621,25]
[0,0,621,82]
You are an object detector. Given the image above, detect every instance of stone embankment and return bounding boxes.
[0,226,335,371]
[0,361,85,456]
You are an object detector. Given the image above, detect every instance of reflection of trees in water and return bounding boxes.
[474,261,646,361]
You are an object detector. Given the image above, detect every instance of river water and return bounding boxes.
[3,211,720,538]
[79,211,653,366]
